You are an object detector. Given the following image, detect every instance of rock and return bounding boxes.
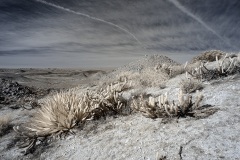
[9,105,20,109]
[0,96,5,102]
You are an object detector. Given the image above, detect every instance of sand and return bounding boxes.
[0,54,240,160]
[0,68,111,90]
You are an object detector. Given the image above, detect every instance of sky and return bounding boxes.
[0,0,239,68]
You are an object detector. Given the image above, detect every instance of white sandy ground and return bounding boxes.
[38,75,240,160]
[1,61,240,160]
[7,75,238,160]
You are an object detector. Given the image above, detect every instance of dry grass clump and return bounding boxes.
[14,91,92,154]
[186,53,240,81]
[139,68,169,87]
[100,68,169,88]
[131,90,205,119]
[28,91,91,137]
[180,77,203,94]
[170,65,186,78]
[0,115,12,137]
[112,63,183,88]
[155,63,185,78]
[123,63,182,87]
[90,78,131,118]
[14,79,131,154]
[99,54,181,89]
[215,53,240,75]
[190,50,226,64]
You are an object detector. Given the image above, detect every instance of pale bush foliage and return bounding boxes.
[131,90,204,119]
[180,78,203,93]
[186,53,240,81]
[0,115,12,136]
[25,91,91,137]
[138,68,169,87]
[89,78,131,118]
[99,68,168,88]
[14,91,92,154]
[14,79,131,154]
[191,50,226,63]
[216,53,240,74]
[170,65,185,77]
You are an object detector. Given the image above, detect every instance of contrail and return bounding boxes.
[168,0,234,48]
[35,0,144,47]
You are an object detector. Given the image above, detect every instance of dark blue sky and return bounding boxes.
[0,0,239,68]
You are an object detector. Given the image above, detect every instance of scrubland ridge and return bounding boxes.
[1,50,240,160]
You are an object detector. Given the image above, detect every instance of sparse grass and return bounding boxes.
[13,90,91,154]
[27,91,91,137]
[155,63,185,78]
[186,53,240,81]
[170,65,185,78]
[180,78,203,94]
[0,115,12,137]
[14,79,131,154]
[191,50,226,63]
[99,68,169,88]
[99,61,185,90]
[131,89,206,119]
[13,51,233,155]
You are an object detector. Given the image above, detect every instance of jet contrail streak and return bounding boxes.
[168,0,234,48]
[35,0,144,47]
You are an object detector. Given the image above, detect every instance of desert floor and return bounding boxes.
[0,54,240,160]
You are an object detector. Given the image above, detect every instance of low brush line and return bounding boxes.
[35,0,144,48]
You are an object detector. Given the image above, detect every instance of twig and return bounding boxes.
[179,146,183,160]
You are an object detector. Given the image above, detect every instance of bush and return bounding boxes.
[180,78,203,94]
[0,115,12,137]
[14,80,131,154]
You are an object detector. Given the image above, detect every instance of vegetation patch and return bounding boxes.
[0,115,12,137]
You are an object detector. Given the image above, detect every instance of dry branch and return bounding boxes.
[185,54,240,81]
[131,89,204,119]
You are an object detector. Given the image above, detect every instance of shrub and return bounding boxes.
[0,115,12,137]
[186,53,240,81]
[131,90,204,119]
[180,78,203,94]
[14,79,131,154]
[190,50,226,63]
